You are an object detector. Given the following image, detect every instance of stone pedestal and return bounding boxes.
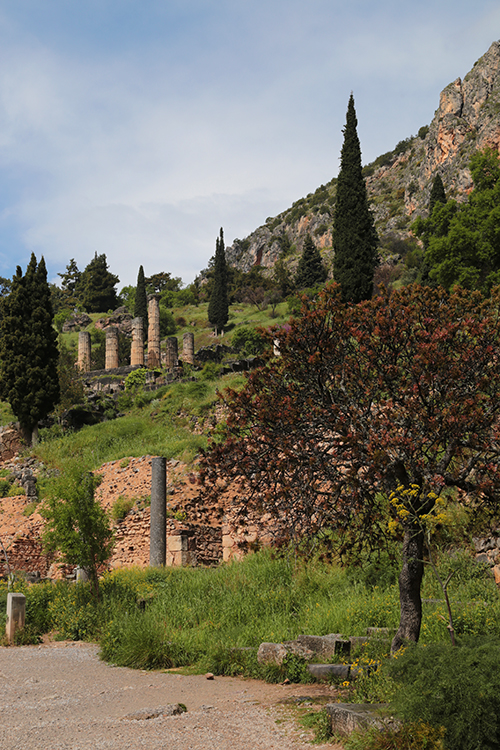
[131,317,145,366]
[166,337,178,370]
[147,296,161,368]
[105,328,119,370]
[149,457,167,567]
[77,331,91,372]
[182,332,195,365]
[167,533,191,566]
[6,592,25,643]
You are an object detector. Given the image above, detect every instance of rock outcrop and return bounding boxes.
[222,41,500,273]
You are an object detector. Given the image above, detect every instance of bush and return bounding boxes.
[386,641,500,750]
[344,721,445,750]
[111,495,135,522]
[231,326,267,356]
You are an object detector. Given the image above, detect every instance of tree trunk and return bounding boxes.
[391,525,425,653]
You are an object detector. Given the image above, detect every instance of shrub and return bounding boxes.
[111,495,135,522]
[386,641,500,750]
[231,326,267,356]
[344,721,445,750]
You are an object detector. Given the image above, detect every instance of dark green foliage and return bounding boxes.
[57,258,82,308]
[145,271,182,295]
[231,326,267,356]
[42,466,114,599]
[0,255,60,442]
[134,265,148,333]
[414,148,500,293]
[429,173,446,214]
[387,641,500,750]
[333,94,378,302]
[295,234,327,289]
[159,306,176,337]
[208,227,229,333]
[77,253,119,312]
[57,341,85,411]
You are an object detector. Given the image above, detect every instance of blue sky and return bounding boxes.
[0,1,498,289]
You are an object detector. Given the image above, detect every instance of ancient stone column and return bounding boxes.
[182,332,195,365]
[6,592,25,643]
[105,327,119,370]
[166,336,178,370]
[77,331,91,372]
[149,457,167,567]
[130,317,145,366]
[147,295,161,368]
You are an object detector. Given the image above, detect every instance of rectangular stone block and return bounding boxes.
[6,592,26,643]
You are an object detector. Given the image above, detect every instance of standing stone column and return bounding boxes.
[147,295,161,368]
[130,317,145,366]
[166,337,178,370]
[182,332,195,365]
[149,457,167,567]
[78,331,92,372]
[105,327,119,370]
[6,592,25,643]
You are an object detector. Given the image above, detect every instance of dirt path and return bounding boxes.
[0,642,343,749]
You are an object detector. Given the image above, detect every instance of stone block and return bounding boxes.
[325,703,388,735]
[307,663,350,681]
[295,634,351,659]
[6,592,25,643]
[167,535,188,552]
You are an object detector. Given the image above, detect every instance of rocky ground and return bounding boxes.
[0,641,344,750]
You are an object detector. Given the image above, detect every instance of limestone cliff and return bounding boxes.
[224,40,500,276]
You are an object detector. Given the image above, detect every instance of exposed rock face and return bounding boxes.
[223,41,500,272]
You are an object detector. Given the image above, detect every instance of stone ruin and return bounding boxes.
[77,297,196,374]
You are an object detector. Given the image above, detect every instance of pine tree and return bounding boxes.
[0,254,60,443]
[208,228,229,335]
[77,253,119,313]
[295,234,327,289]
[57,258,82,308]
[134,265,148,336]
[429,173,446,214]
[332,93,378,303]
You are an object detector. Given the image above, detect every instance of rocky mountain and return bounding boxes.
[225,40,500,278]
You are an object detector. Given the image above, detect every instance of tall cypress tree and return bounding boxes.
[134,264,148,336]
[333,93,378,303]
[208,228,229,335]
[0,254,59,444]
[295,234,328,289]
[429,173,446,214]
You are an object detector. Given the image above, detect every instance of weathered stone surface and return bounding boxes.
[62,313,92,333]
[257,641,314,666]
[122,704,186,721]
[307,664,350,681]
[325,703,389,735]
[295,634,351,658]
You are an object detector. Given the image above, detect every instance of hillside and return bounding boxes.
[224,40,500,276]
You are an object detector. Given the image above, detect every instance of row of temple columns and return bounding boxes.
[77,295,196,373]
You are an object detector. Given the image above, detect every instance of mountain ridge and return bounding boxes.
[223,40,500,278]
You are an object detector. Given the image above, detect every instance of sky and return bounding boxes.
[0,1,498,290]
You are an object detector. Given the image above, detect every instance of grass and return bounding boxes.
[32,370,246,475]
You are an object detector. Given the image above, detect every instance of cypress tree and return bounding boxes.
[0,254,59,444]
[208,228,229,335]
[429,173,446,214]
[332,93,378,303]
[295,234,327,289]
[77,252,119,312]
[134,264,148,336]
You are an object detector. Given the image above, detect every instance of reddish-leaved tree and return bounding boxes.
[202,284,500,652]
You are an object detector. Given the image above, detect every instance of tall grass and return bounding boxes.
[32,371,246,474]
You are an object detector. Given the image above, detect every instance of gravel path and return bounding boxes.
[0,642,342,749]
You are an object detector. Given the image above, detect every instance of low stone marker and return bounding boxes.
[6,592,25,643]
[325,703,390,736]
